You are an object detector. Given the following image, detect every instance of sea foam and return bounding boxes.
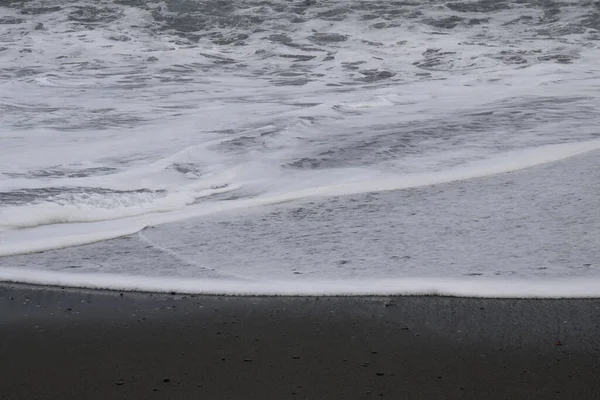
[1,139,599,257]
[1,267,600,298]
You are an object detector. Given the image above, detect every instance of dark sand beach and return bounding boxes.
[1,284,600,399]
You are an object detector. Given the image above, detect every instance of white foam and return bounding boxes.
[2,139,599,257]
[0,267,599,298]
[0,193,192,230]
[261,139,600,200]
[0,183,240,230]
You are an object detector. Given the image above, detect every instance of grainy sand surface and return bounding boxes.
[2,284,600,399]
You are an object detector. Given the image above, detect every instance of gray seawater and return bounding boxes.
[0,0,599,291]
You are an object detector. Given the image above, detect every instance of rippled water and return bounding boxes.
[1,0,599,294]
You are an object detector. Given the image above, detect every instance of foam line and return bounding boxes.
[1,268,600,298]
[0,224,147,257]
[1,140,600,257]
[0,183,241,230]
[255,139,600,202]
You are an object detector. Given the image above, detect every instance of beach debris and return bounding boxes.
[114,379,125,386]
[243,358,253,362]
[163,377,171,383]
[375,372,385,376]
[555,340,563,346]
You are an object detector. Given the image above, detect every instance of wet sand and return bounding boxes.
[1,283,600,399]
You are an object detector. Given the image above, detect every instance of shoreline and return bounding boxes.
[3,272,600,298]
[3,146,600,286]
[2,283,600,399]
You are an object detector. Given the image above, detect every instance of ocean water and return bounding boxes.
[1,0,599,296]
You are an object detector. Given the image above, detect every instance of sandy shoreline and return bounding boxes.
[2,283,600,399]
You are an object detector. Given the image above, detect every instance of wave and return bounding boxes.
[0,184,239,230]
[1,139,599,257]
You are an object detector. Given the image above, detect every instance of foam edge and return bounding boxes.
[1,268,600,298]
